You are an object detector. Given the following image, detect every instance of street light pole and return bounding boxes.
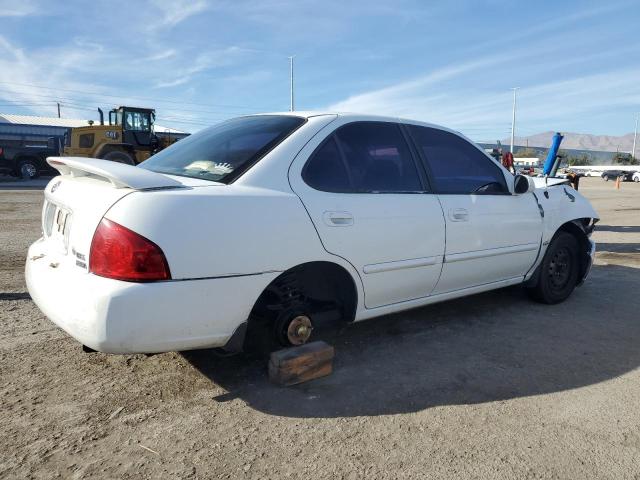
[633,113,638,160]
[510,87,519,154]
[288,56,295,112]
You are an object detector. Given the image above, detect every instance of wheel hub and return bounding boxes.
[286,315,313,345]
[21,163,36,179]
[548,247,571,289]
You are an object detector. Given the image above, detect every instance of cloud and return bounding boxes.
[0,36,26,61]
[0,35,113,118]
[152,46,250,89]
[1,0,635,138]
[146,49,178,61]
[148,0,209,29]
[154,77,191,89]
[327,53,515,114]
[0,0,39,17]
[0,30,249,130]
[328,52,639,138]
[327,61,640,141]
[326,4,640,140]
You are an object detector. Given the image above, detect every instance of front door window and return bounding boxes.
[407,125,508,194]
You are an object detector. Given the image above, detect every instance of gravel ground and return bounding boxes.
[1,177,639,479]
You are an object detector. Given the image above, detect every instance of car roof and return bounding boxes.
[253,111,459,135]
[246,111,500,172]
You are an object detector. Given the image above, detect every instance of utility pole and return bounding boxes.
[510,87,519,154]
[633,113,638,161]
[57,102,61,118]
[288,56,295,112]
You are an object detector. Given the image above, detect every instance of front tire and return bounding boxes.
[528,232,580,304]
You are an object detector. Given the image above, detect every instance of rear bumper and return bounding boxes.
[25,241,277,353]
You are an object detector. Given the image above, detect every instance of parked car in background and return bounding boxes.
[0,142,59,179]
[632,171,640,182]
[517,166,537,176]
[26,113,599,355]
[601,170,633,182]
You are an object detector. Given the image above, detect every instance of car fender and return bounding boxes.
[525,185,599,281]
[539,185,598,242]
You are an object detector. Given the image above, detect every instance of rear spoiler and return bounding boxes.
[47,157,183,190]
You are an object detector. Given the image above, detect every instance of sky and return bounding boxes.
[0,0,639,141]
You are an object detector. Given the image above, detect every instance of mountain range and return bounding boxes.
[501,131,636,153]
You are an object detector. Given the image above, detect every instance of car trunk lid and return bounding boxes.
[32,157,219,273]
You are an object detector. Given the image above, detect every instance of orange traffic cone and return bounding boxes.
[615,176,621,190]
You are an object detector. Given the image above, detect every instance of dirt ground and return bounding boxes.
[1,177,639,479]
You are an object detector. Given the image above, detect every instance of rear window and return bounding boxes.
[140,115,305,183]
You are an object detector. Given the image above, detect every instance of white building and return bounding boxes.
[513,157,540,168]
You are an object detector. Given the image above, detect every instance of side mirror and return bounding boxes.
[514,174,536,194]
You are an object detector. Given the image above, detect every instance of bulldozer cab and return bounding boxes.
[108,106,156,149]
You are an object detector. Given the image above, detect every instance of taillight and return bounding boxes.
[0,147,3,156]
[90,218,171,282]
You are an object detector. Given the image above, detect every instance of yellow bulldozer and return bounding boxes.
[63,106,181,165]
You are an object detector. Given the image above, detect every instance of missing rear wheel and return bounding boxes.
[279,314,313,346]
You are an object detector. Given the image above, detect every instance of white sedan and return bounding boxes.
[26,113,599,354]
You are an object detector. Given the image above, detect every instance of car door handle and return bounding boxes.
[448,208,469,221]
[323,211,354,226]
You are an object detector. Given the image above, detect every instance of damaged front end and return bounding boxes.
[576,217,598,286]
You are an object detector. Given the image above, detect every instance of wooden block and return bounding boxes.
[269,341,334,386]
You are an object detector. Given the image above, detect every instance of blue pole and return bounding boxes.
[542,132,564,176]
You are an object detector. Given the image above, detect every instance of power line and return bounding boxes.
[0,97,236,128]
[0,80,271,111]
[0,88,252,117]
[61,100,235,123]
[61,99,234,119]
[156,117,213,127]
[55,104,222,127]
[0,102,59,107]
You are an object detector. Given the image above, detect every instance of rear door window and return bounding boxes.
[407,125,508,194]
[303,122,423,193]
[302,136,351,192]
